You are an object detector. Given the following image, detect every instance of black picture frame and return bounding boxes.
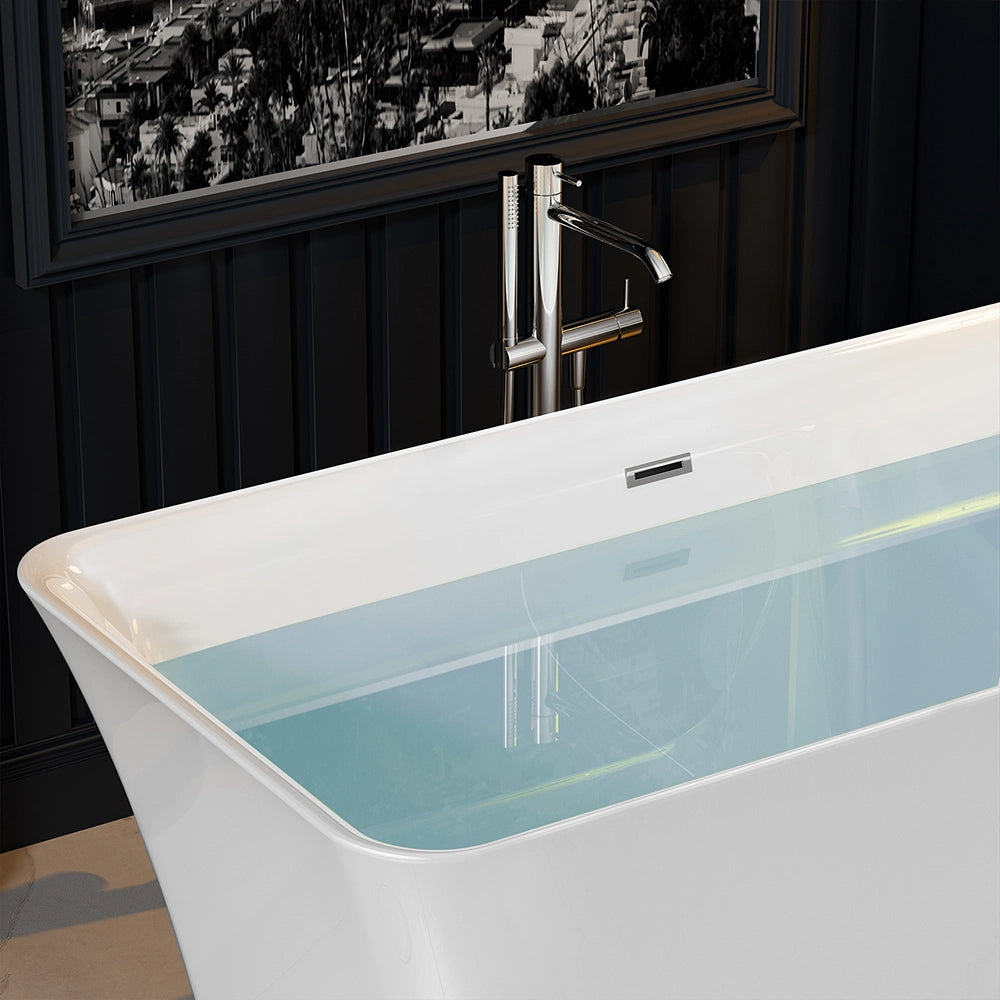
[2,0,809,288]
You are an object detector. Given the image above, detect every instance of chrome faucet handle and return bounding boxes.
[566,281,634,409]
[554,170,582,189]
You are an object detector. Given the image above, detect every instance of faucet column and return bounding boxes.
[528,154,568,416]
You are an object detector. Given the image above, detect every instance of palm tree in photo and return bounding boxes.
[162,54,194,114]
[221,51,247,95]
[181,22,207,84]
[182,130,215,189]
[152,112,184,196]
[477,37,504,131]
[129,154,152,201]
[119,95,147,157]
[205,2,222,65]
[217,100,251,180]
[109,93,146,166]
[196,78,224,115]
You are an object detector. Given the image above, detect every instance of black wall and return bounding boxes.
[2,1,998,851]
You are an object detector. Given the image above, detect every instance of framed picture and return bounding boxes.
[3,0,808,288]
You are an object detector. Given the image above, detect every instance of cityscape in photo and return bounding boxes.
[61,0,760,214]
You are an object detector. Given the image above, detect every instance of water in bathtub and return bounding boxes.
[157,435,1000,850]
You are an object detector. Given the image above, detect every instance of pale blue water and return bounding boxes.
[158,436,1000,849]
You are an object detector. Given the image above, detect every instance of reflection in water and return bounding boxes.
[164,435,1000,850]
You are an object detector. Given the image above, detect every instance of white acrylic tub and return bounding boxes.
[19,304,1000,999]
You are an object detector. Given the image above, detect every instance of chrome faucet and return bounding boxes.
[493,154,672,421]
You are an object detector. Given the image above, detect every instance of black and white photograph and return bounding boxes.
[61,0,760,214]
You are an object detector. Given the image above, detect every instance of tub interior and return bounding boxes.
[154,434,1000,850]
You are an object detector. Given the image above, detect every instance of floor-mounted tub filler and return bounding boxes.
[19,304,1000,999]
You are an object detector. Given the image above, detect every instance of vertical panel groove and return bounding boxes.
[440,201,462,437]
[903,0,928,327]
[719,143,741,366]
[845,1,874,336]
[131,265,163,511]
[210,248,241,491]
[48,283,85,529]
[153,254,219,505]
[795,0,858,349]
[46,283,85,732]
[366,217,390,455]
[289,232,317,474]
[310,223,369,468]
[0,462,16,746]
[385,207,442,449]
[786,128,808,354]
[230,240,294,488]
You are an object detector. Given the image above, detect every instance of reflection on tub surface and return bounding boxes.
[157,435,1000,849]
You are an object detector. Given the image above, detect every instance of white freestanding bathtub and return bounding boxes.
[19,305,1000,999]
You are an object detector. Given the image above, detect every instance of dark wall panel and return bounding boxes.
[0,82,64,747]
[733,133,794,365]
[1,488,12,747]
[288,232,315,473]
[385,206,442,451]
[666,146,725,381]
[439,201,462,438]
[209,249,240,490]
[0,282,67,747]
[364,218,390,455]
[70,270,142,526]
[850,2,921,336]
[311,222,370,469]
[232,239,296,488]
[908,0,1000,321]
[154,254,220,506]
[130,265,163,511]
[797,0,859,349]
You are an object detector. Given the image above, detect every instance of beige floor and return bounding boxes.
[0,817,193,1000]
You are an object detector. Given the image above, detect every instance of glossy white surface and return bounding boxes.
[19,304,1000,999]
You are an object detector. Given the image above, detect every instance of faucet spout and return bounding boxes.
[547,203,672,284]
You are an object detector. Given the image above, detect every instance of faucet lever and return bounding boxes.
[554,170,582,188]
[623,278,630,310]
